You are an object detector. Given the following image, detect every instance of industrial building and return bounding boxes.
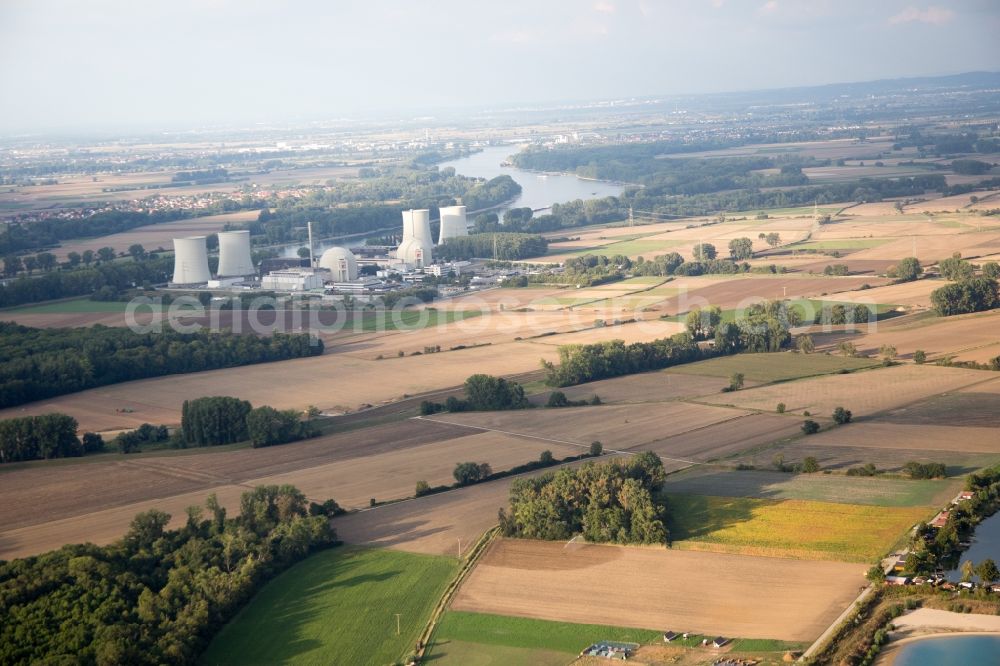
[216,230,256,277]
[261,268,324,292]
[318,246,358,282]
[396,209,434,268]
[437,205,468,244]
[171,236,212,285]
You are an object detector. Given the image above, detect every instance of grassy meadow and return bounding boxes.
[201,547,458,666]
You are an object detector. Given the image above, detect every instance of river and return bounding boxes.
[276,144,624,258]
[440,145,624,215]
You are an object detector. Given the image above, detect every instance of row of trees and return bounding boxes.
[0,413,103,463]
[0,255,183,308]
[0,322,322,408]
[180,396,318,449]
[542,333,704,387]
[435,232,548,261]
[499,452,668,545]
[0,485,336,665]
[931,277,999,316]
[420,373,531,414]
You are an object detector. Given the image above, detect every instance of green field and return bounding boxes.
[426,611,804,664]
[556,237,682,259]
[663,468,959,507]
[666,494,931,562]
[664,352,879,383]
[358,308,481,331]
[1,298,155,314]
[427,611,660,659]
[202,547,459,666]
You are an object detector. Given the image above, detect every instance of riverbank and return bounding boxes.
[876,609,1000,664]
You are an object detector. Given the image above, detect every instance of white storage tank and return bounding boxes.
[171,236,211,285]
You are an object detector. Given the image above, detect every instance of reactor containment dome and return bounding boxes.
[438,205,468,244]
[319,246,359,282]
[216,230,256,277]
[171,236,211,285]
[397,209,434,267]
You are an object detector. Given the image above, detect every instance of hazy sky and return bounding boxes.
[1,0,998,132]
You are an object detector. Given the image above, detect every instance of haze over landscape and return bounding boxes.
[2,0,1000,130]
[1,2,1000,666]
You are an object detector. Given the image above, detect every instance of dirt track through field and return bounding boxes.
[451,538,863,642]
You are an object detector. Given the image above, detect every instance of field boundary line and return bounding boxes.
[800,584,876,661]
[414,414,643,458]
[415,526,501,662]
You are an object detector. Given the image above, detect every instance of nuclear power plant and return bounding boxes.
[395,209,434,268]
[437,205,468,244]
[216,230,255,278]
[171,236,212,285]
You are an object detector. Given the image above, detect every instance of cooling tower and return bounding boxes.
[216,230,255,277]
[411,209,432,244]
[171,236,211,285]
[319,246,358,282]
[438,205,468,244]
[397,209,434,267]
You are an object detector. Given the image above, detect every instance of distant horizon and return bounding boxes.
[2,68,998,139]
[2,0,998,134]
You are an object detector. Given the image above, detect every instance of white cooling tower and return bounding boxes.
[438,205,468,244]
[171,236,211,285]
[319,246,358,282]
[216,230,255,277]
[411,209,432,244]
[397,209,434,267]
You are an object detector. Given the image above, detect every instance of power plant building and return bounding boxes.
[171,236,211,285]
[216,230,255,277]
[318,246,358,282]
[261,268,324,292]
[396,209,434,268]
[438,205,468,244]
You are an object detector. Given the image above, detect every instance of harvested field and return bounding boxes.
[0,340,564,432]
[812,309,1000,359]
[666,495,931,562]
[0,422,580,559]
[662,467,959,507]
[821,280,944,309]
[334,477,514,556]
[665,352,879,383]
[878,390,1000,428]
[700,364,993,418]
[676,275,889,313]
[532,370,732,404]
[628,412,803,463]
[451,538,863,642]
[796,422,1000,455]
[424,402,748,456]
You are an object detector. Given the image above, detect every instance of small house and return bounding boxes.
[930,510,950,528]
[712,637,728,648]
[886,575,910,586]
[663,632,679,643]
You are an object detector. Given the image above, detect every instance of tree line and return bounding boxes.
[0,485,336,665]
[498,452,668,545]
[436,232,548,261]
[0,413,104,463]
[180,396,318,449]
[0,322,322,409]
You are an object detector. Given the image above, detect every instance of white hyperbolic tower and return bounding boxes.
[216,230,255,277]
[438,205,468,245]
[397,208,434,267]
[171,236,211,285]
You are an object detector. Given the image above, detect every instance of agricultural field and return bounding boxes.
[450,538,863,642]
[664,352,879,383]
[665,494,932,562]
[202,547,458,666]
[662,467,961,507]
[0,420,583,560]
[812,309,1000,360]
[699,364,993,418]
